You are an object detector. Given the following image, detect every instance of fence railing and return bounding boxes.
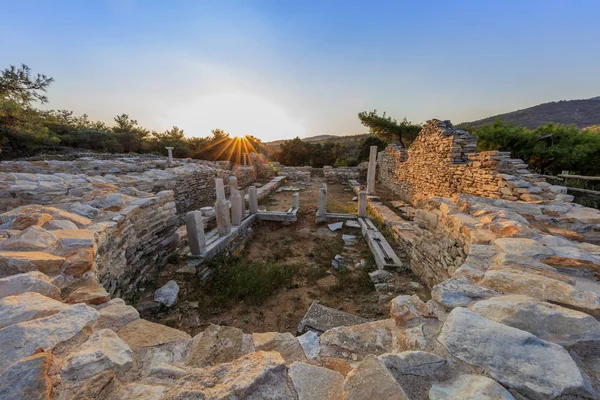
[539,171,600,195]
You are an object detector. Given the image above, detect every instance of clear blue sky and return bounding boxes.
[1,0,599,141]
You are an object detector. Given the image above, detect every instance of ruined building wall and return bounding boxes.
[378,119,569,204]
[323,166,360,183]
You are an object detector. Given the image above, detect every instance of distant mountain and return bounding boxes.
[460,97,600,129]
[302,134,339,142]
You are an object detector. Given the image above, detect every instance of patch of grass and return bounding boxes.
[328,202,357,214]
[312,238,344,269]
[334,266,375,295]
[203,255,297,306]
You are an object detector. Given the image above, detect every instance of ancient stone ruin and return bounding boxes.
[0,119,599,399]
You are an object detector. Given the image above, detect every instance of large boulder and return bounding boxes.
[0,271,60,300]
[163,351,294,399]
[438,307,594,399]
[0,304,99,373]
[429,374,515,400]
[378,351,446,376]
[470,294,600,346]
[480,266,600,317]
[94,298,139,331]
[0,353,52,400]
[289,362,344,400]
[252,332,307,365]
[117,319,190,350]
[154,280,179,308]
[431,278,498,308]
[0,251,65,277]
[61,329,133,381]
[0,292,69,329]
[185,324,250,368]
[343,355,408,400]
[319,319,396,361]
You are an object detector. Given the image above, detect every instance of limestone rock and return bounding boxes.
[43,219,78,230]
[0,353,52,400]
[94,298,139,331]
[186,324,249,368]
[0,271,60,300]
[297,330,320,359]
[470,294,600,346]
[66,283,110,305]
[63,247,94,277]
[62,329,133,381]
[115,383,168,400]
[343,355,408,400]
[438,307,594,399]
[117,318,190,349]
[378,351,446,376]
[493,237,552,258]
[432,277,498,308]
[289,361,344,400]
[154,280,179,308]
[390,294,432,327]
[319,319,395,361]
[0,292,69,329]
[429,374,515,400]
[0,251,65,276]
[53,228,95,249]
[0,226,57,251]
[0,303,99,373]
[163,351,294,399]
[12,213,53,230]
[480,266,600,317]
[252,331,307,364]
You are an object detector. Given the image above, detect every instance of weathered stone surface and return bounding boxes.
[297,330,320,359]
[480,266,600,316]
[0,303,98,372]
[117,318,190,349]
[186,324,248,368]
[432,278,498,308]
[470,294,600,346]
[319,319,395,361]
[0,353,52,400]
[53,229,95,249]
[378,351,446,376]
[0,226,57,251]
[298,300,368,334]
[94,298,139,331]
[43,218,78,230]
[63,247,94,277]
[12,213,53,230]
[390,295,432,327]
[0,292,69,329]
[429,374,515,400]
[289,361,344,400]
[62,329,132,381]
[493,237,552,258]
[0,251,65,276]
[343,354,408,400]
[0,271,60,300]
[66,283,110,305]
[116,383,168,400]
[153,280,179,308]
[439,307,594,399]
[252,331,307,364]
[163,351,294,399]
[70,370,116,399]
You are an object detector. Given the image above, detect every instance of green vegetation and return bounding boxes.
[274,134,387,167]
[203,255,297,307]
[358,110,421,147]
[0,64,265,160]
[465,119,600,176]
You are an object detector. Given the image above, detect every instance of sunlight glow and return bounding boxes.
[163,92,307,142]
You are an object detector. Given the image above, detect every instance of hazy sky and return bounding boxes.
[2,0,599,142]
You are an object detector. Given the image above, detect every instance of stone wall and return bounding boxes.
[323,166,360,183]
[378,119,570,204]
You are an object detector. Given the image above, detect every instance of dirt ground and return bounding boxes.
[140,176,428,336]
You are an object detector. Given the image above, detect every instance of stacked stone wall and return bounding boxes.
[378,119,570,204]
[323,166,360,183]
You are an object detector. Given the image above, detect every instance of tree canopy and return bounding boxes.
[358,110,421,147]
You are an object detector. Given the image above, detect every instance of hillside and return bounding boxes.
[460,96,600,129]
[265,133,369,151]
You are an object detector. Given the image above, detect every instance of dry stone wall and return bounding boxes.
[378,119,570,204]
[323,166,360,183]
